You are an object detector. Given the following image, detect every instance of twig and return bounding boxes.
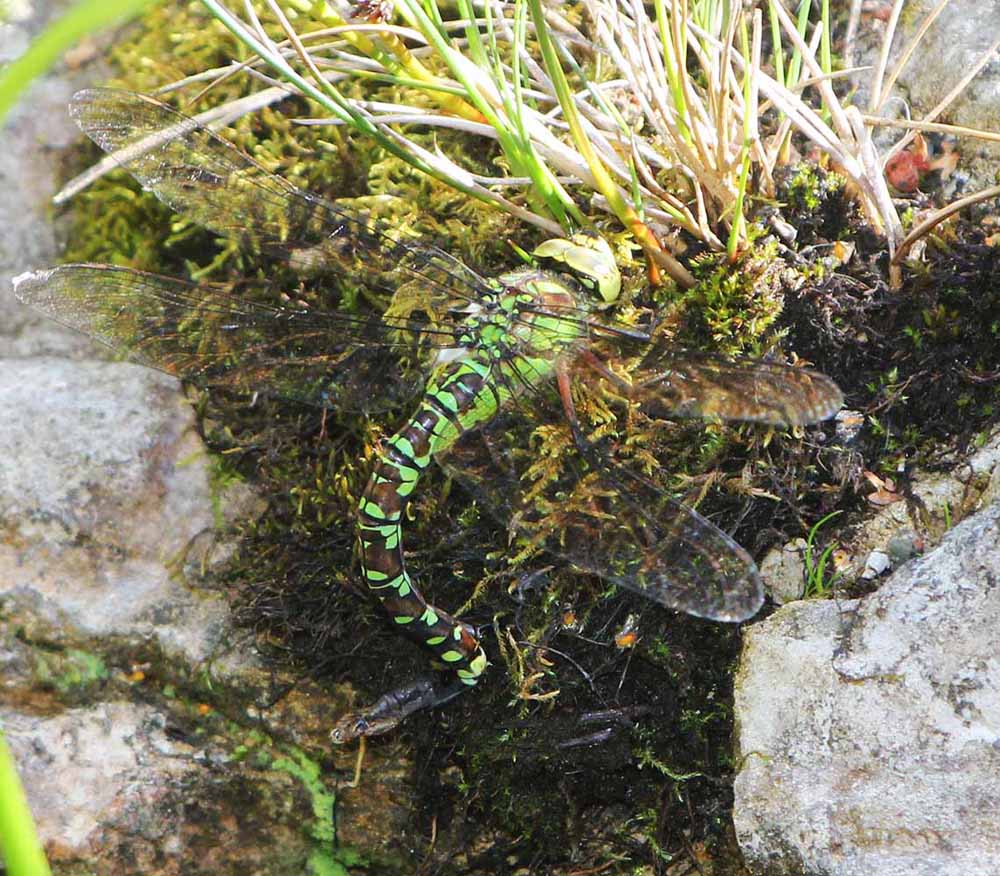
[892,183,1000,269]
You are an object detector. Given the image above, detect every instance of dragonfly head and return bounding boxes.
[532,232,621,305]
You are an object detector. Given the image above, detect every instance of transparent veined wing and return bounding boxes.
[438,403,763,622]
[437,330,843,621]
[11,264,451,411]
[604,338,845,426]
[12,87,520,410]
[542,467,764,622]
[69,88,498,317]
[513,296,844,426]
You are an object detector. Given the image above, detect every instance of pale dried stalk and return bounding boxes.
[876,0,952,113]
[893,183,1000,267]
[869,0,905,112]
[864,115,1000,145]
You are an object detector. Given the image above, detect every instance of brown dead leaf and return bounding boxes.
[864,470,902,505]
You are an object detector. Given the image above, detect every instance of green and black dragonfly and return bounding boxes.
[13,89,842,741]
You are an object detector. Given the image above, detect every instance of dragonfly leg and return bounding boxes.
[579,348,631,388]
[343,736,367,789]
[556,363,591,454]
[558,361,618,470]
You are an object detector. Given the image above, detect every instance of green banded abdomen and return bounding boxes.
[357,356,502,686]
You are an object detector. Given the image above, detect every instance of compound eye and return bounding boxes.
[531,234,621,303]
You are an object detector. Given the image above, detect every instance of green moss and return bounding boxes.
[786,163,826,211]
[777,162,855,243]
[33,647,108,696]
[272,749,367,876]
[206,453,246,530]
[685,242,785,353]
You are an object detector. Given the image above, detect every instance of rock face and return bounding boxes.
[4,702,197,856]
[0,358,232,660]
[734,499,1000,876]
[853,0,1000,195]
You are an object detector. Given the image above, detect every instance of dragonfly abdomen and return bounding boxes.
[358,354,506,686]
[356,277,590,686]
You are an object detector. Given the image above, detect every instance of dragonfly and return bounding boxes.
[13,89,843,749]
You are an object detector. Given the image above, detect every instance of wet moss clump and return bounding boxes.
[776,161,862,244]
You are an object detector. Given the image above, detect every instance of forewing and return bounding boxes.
[12,264,428,410]
[69,88,497,313]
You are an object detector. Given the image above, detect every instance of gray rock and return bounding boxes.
[759,537,807,604]
[1,691,399,871]
[885,527,922,565]
[3,702,196,850]
[856,0,1000,194]
[734,500,1000,876]
[0,358,242,665]
[860,548,891,579]
[0,63,103,360]
[0,6,423,873]
[969,433,1000,508]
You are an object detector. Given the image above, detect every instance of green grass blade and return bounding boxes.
[728,14,754,259]
[803,510,843,597]
[768,0,786,88]
[786,0,812,87]
[653,0,692,145]
[0,727,51,876]
[820,0,832,74]
[0,0,156,123]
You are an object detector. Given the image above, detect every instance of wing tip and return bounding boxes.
[689,571,764,623]
[655,572,765,624]
[713,586,765,623]
[69,86,104,115]
[11,268,52,301]
[784,371,844,427]
[70,85,122,105]
[70,86,146,125]
[811,375,846,424]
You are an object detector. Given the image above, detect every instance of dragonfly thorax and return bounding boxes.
[455,267,593,368]
[435,233,619,371]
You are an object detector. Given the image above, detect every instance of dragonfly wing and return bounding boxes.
[436,304,841,620]
[12,264,427,410]
[537,468,763,621]
[589,334,843,427]
[437,390,763,623]
[69,88,497,313]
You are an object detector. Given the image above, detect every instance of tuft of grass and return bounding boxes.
[13,0,1000,294]
[802,509,843,598]
[33,0,1000,295]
